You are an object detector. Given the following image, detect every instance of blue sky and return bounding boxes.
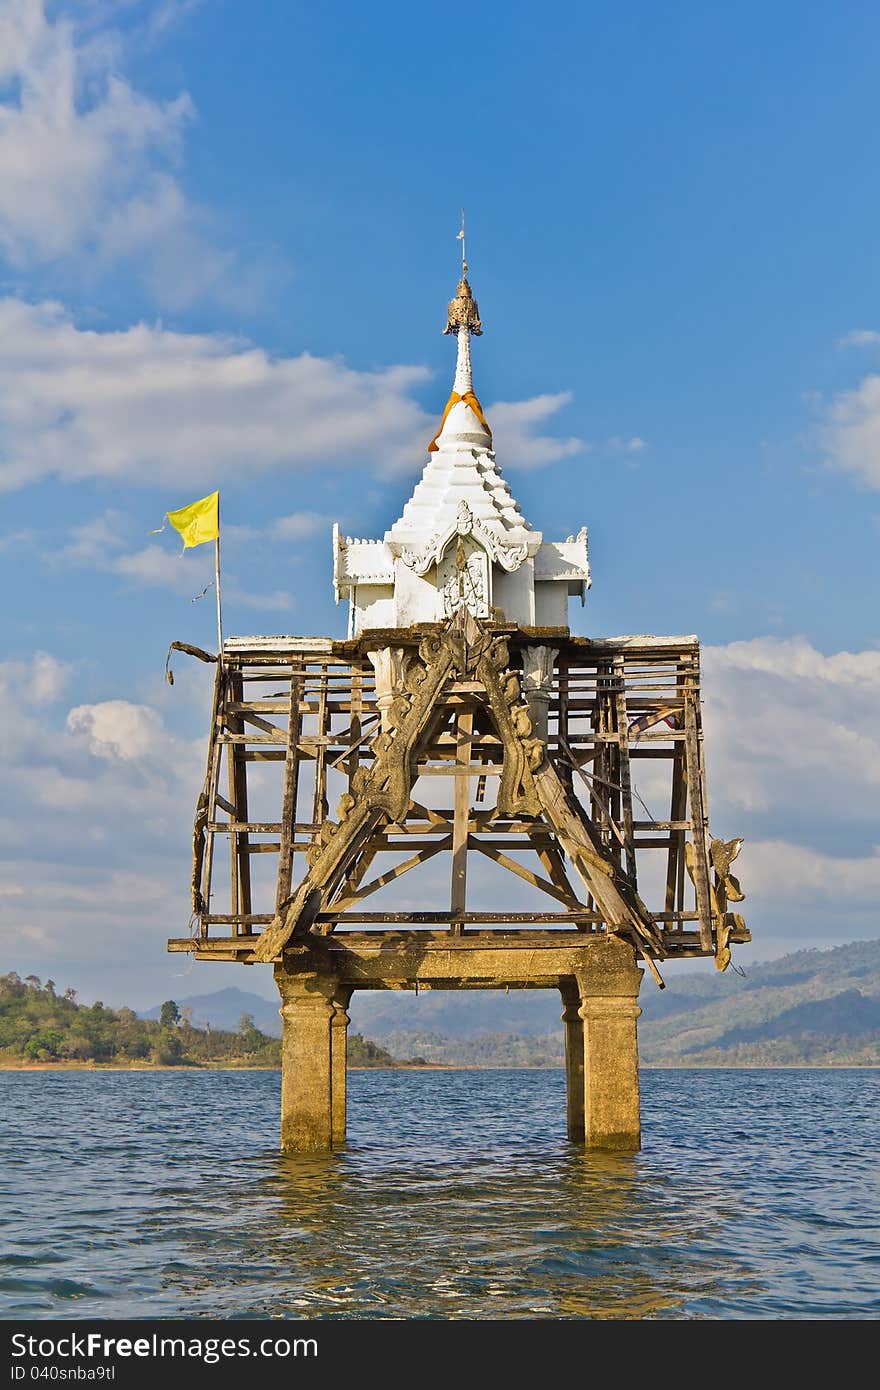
[1,0,879,1009]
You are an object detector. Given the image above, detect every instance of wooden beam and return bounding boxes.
[276,676,302,910]
[665,670,689,920]
[312,663,330,827]
[451,710,473,922]
[199,665,227,928]
[613,655,638,886]
[320,911,599,923]
[683,682,713,951]
[536,843,583,904]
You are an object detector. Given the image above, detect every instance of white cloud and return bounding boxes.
[0,653,206,977]
[0,298,600,494]
[271,511,331,540]
[606,434,646,454]
[66,699,164,760]
[0,2,189,256]
[112,542,213,593]
[0,650,70,705]
[487,392,584,470]
[0,0,259,307]
[836,329,880,349]
[70,533,292,613]
[741,839,880,909]
[224,579,292,612]
[673,634,880,956]
[707,635,880,687]
[57,509,130,564]
[702,636,880,838]
[821,372,880,489]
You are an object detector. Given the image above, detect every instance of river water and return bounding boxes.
[1,1067,877,1320]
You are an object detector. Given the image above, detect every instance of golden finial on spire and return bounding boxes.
[445,208,482,336]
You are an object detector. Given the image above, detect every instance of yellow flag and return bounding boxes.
[165,491,219,549]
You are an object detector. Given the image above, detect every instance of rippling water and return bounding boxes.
[1,1068,878,1320]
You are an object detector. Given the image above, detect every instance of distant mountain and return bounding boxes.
[638,938,880,1065]
[140,987,282,1037]
[356,939,880,1065]
[143,940,880,1066]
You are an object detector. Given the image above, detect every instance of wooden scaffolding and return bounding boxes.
[167,617,749,983]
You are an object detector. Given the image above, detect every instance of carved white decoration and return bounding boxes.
[367,647,406,732]
[399,500,529,577]
[438,544,490,619]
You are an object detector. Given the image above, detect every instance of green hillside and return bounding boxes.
[0,972,405,1069]
[638,939,880,1065]
[5,940,879,1069]
[356,940,880,1066]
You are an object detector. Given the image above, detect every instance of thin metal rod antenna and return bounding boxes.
[457,207,467,274]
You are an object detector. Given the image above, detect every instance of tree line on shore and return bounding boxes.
[0,972,406,1068]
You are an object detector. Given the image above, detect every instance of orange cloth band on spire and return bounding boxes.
[427,390,492,452]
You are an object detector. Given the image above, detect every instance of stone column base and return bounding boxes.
[572,939,643,1151]
[560,982,585,1142]
[275,962,350,1153]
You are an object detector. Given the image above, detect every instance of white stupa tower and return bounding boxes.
[333,247,590,636]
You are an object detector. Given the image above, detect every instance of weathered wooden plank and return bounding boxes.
[319,911,599,923]
[198,663,227,927]
[417,763,504,776]
[534,756,664,959]
[208,821,283,833]
[230,670,253,928]
[204,913,274,924]
[237,709,287,737]
[223,636,335,654]
[613,654,638,886]
[536,843,583,905]
[312,664,330,827]
[219,731,288,745]
[276,676,302,911]
[665,664,690,919]
[683,682,714,951]
[451,711,473,921]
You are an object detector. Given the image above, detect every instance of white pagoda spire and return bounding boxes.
[452,208,476,397]
[453,319,473,395]
[332,227,590,634]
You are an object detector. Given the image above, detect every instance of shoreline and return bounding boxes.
[1,1060,878,1072]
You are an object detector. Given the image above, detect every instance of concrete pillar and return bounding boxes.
[522,644,558,741]
[579,996,642,1150]
[367,647,405,732]
[575,941,644,1151]
[330,990,353,1148]
[275,965,344,1153]
[560,983,585,1142]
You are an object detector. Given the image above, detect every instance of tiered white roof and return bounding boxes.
[333,267,589,635]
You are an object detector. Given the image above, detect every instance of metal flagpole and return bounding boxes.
[214,494,224,660]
